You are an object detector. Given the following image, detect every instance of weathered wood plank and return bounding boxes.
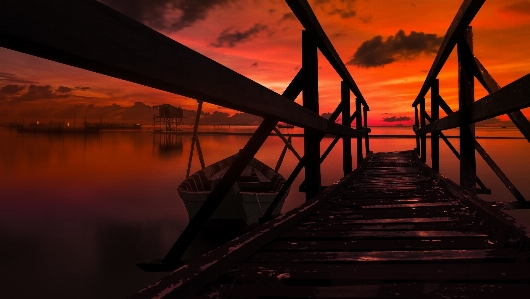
[413,0,486,106]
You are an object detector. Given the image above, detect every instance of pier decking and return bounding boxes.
[131,151,530,298]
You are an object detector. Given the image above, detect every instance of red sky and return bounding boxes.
[0,0,529,126]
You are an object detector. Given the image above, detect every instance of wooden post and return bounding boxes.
[341,81,352,176]
[415,105,420,155]
[302,30,321,200]
[356,97,363,164]
[431,79,440,172]
[457,26,476,194]
[186,101,203,177]
[420,98,427,163]
[363,107,369,154]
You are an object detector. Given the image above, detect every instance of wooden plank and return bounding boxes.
[416,73,530,135]
[264,238,500,251]
[247,249,514,263]
[413,0,486,106]
[280,230,489,239]
[237,262,530,281]
[0,0,360,136]
[302,30,321,200]
[286,0,367,108]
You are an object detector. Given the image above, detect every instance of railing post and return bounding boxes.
[415,105,420,155]
[457,26,476,194]
[363,106,369,154]
[356,97,363,164]
[420,98,427,163]
[302,30,321,200]
[341,81,352,176]
[431,79,440,172]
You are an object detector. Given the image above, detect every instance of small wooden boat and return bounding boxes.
[178,154,289,225]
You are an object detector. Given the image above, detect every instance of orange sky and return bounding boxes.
[0,0,529,126]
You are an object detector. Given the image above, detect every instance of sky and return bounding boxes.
[0,0,529,126]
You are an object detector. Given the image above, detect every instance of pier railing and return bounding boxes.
[0,0,370,267]
[411,0,530,204]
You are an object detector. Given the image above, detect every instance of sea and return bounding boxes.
[1,125,529,298]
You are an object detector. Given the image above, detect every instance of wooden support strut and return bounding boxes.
[155,69,305,267]
[363,106,370,154]
[458,26,476,194]
[275,135,292,172]
[415,105,420,155]
[356,97,363,164]
[342,81,352,176]
[431,79,440,172]
[420,98,427,163]
[186,101,203,178]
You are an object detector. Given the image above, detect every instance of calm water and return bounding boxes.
[1,126,529,298]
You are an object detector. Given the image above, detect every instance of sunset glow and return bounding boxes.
[1,0,529,126]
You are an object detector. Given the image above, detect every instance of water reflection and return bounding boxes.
[153,133,183,157]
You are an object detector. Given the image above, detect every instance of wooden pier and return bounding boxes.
[130,151,529,298]
[1,0,529,298]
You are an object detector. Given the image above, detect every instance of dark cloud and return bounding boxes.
[329,8,356,19]
[75,86,91,91]
[383,116,412,122]
[358,15,372,23]
[250,62,258,67]
[313,0,357,19]
[280,12,296,22]
[100,0,234,32]
[211,23,267,48]
[348,30,443,68]
[0,85,26,95]
[0,72,36,84]
[10,84,72,104]
[501,1,530,14]
[56,86,73,93]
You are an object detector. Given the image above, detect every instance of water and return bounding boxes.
[0,126,529,298]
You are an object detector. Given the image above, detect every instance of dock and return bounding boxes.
[130,151,530,298]
[1,0,529,298]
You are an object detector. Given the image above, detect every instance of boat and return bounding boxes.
[178,154,289,226]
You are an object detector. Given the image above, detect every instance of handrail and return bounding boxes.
[286,0,368,109]
[412,0,485,107]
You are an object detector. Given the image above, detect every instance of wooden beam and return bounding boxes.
[286,0,368,108]
[412,0,485,106]
[356,98,363,164]
[416,74,530,135]
[186,101,203,178]
[302,30,321,200]
[0,0,355,136]
[363,107,370,154]
[472,54,530,142]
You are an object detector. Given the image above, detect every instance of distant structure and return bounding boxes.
[153,104,184,133]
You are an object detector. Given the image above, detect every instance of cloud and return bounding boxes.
[0,72,36,84]
[0,84,26,95]
[10,85,72,104]
[100,0,234,32]
[75,86,91,91]
[211,23,267,48]
[280,12,296,22]
[501,1,530,15]
[348,30,443,68]
[250,62,258,68]
[383,116,412,122]
[313,0,357,19]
